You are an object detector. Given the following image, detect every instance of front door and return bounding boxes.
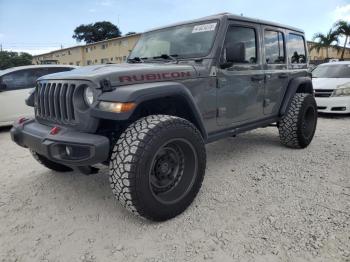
[216,23,265,126]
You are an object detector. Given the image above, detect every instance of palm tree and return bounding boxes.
[334,20,350,60]
[310,29,340,59]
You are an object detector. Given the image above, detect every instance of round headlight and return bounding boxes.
[84,86,94,105]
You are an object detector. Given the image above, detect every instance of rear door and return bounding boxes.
[261,26,289,115]
[216,22,265,126]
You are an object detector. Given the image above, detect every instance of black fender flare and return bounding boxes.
[91,81,208,140]
[279,77,313,116]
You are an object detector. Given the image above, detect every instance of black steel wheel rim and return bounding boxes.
[149,138,198,205]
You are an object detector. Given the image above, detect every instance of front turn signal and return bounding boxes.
[98,101,136,113]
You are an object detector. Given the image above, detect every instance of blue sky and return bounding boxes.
[0,0,350,55]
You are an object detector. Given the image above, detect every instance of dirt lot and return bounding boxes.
[0,115,349,262]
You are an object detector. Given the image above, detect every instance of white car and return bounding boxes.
[312,61,350,114]
[0,65,77,127]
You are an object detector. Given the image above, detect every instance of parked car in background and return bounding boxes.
[0,65,77,126]
[312,61,350,114]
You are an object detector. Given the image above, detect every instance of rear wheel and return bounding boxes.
[109,115,206,221]
[278,93,317,148]
[30,150,73,172]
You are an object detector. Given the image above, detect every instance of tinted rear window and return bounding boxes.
[288,34,306,64]
[312,64,350,78]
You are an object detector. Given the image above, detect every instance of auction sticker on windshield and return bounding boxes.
[192,23,217,33]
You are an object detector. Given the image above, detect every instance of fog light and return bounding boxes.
[65,146,73,156]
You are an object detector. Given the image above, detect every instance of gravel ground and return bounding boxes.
[0,115,349,262]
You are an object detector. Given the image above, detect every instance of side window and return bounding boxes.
[224,26,257,64]
[1,70,33,90]
[288,34,306,64]
[264,30,285,64]
[27,68,49,87]
[1,69,53,90]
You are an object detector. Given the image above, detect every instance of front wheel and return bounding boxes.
[278,93,317,148]
[109,115,206,221]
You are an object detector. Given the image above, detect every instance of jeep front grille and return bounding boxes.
[314,89,333,98]
[35,82,76,124]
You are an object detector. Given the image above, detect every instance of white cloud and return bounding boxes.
[99,0,113,6]
[88,8,96,13]
[332,4,350,21]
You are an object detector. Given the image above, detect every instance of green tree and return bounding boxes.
[333,20,350,60]
[0,51,33,70]
[72,21,121,43]
[311,30,340,59]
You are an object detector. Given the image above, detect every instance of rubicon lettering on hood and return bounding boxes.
[119,71,192,83]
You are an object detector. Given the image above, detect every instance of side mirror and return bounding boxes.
[220,42,246,69]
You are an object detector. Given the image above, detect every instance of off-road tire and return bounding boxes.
[30,150,73,172]
[278,93,317,148]
[109,115,206,221]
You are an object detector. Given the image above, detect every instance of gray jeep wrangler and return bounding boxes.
[11,13,317,221]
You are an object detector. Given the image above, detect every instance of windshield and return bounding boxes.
[129,21,219,60]
[312,64,350,78]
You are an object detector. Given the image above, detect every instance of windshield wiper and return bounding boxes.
[152,54,179,62]
[127,57,147,63]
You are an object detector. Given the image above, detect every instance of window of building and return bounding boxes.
[101,44,108,49]
[121,40,128,47]
[288,34,306,64]
[264,30,285,64]
[101,58,109,63]
[95,59,98,63]
[224,26,257,64]
[68,50,71,55]
[76,61,80,66]
[87,60,92,65]
[123,56,127,61]
[110,57,114,61]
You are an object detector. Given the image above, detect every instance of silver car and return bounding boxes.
[0,65,77,126]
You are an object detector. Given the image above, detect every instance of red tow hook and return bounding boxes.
[50,126,60,135]
[17,117,27,125]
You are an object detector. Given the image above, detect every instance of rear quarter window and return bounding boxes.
[288,34,306,64]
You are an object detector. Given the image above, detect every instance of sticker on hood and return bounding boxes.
[192,23,217,33]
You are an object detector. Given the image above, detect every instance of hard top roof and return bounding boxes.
[146,12,304,34]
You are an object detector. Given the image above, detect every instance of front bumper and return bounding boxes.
[11,119,110,166]
[315,96,350,114]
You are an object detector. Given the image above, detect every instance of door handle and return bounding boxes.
[251,75,265,82]
[278,73,288,79]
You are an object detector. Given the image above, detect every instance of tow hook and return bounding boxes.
[74,166,99,175]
